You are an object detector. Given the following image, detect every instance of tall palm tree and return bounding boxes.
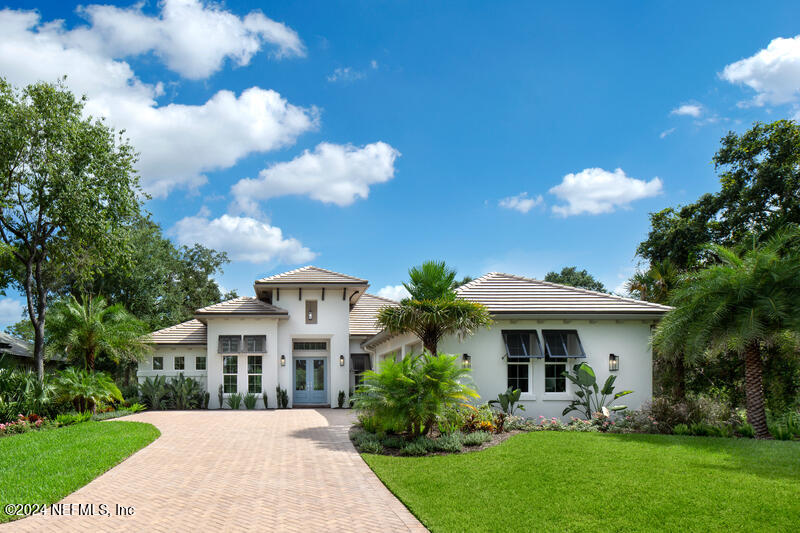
[653,229,800,438]
[378,261,492,354]
[46,295,151,370]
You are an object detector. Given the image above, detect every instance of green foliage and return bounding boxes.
[381,435,406,449]
[243,393,257,410]
[139,376,168,410]
[46,295,150,371]
[359,440,384,454]
[672,423,690,436]
[544,266,607,293]
[461,430,492,446]
[399,441,429,456]
[403,260,459,301]
[55,411,92,426]
[767,411,800,441]
[128,402,146,413]
[353,352,478,438]
[735,423,755,438]
[274,386,289,408]
[0,367,56,422]
[218,384,223,409]
[0,78,142,378]
[431,432,464,453]
[166,374,202,409]
[55,367,122,413]
[202,392,210,410]
[561,363,632,418]
[338,390,346,408]
[226,393,242,410]
[488,387,525,415]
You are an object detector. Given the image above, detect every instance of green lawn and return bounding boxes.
[0,421,160,523]
[364,432,800,532]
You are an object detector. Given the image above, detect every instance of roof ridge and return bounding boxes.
[151,318,204,335]
[361,292,400,304]
[256,265,368,283]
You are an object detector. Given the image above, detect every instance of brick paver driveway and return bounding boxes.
[5,410,425,532]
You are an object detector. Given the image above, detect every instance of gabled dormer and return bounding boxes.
[253,266,369,310]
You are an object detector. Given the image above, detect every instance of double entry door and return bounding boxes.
[293,357,327,404]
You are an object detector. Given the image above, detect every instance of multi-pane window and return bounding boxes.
[223,355,238,394]
[174,356,184,370]
[293,341,327,351]
[545,354,567,393]
[502,331,542,394]
[542,330,585,358]
[507,361,529,392]
[351,354,371,388]
[218,335,241,353]
[248,356,262,394]
[244,335,266,353]
[195,356,206,371]
[153,356,163,370]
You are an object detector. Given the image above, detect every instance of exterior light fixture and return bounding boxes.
[339,354,345,367]
[308,311,313,321]
[609,353,619,372]
[280,354,286,367]
[462,353,471,368]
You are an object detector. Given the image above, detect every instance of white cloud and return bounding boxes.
[721,35,800,106]
[498,192,543,214]
[376,285,410,301]
[0,298,25,326]
[327,67,365,83]
[370,59,379,69]
[232,142,400,212]
[670,104,703,117]
[659,127,676,139]
[74,0,305,79]
[172,214,316,264]
[549,167,663,217]
[0,7,316,197]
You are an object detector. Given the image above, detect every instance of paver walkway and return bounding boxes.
[4,410,425,532]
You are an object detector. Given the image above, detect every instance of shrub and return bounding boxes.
[399,441,428,456]
[381,435,406,449]
[689,422,715,437]
[226,393,242,410]
[275,387,289,408]
[338,390,346,408]
[735,423,755,438]
[0,368,57,421]
[202,392,210,409]
[767,410,800,440]
[166,374,202,409]
[462,431,492,446]
[262,392,268,409]
[562,362,632,418]
[612,410,660,434]
[359,440,383,454]
[673,423,691,436]
[353,352,478,438]
[352,429,382,451]
[489,387,525,415]
[128,403,146,413]
[56,411,91,426]
[218,385,223,409]
[56,368,122,413]
[243,393,257,410]
[140,376,168,410]
[431,432,464,453]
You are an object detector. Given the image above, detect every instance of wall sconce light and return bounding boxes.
[280,354,286,367]
[462,353,471,368]
[308,311,314,321]
[609,353,619,372]
[339,354,345,367]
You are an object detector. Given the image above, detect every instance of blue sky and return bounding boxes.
[1,0,800,328]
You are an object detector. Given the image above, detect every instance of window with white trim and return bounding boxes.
[223,355,237,394]
[544,355,567,393]
[153,356,163,370]
[502,331,543,394]
[542,330,585,393]
[174,356,184,370]
[218,335,241,353]
[248,356,262,394]
[195,356,206,370]
[244,335,266,353]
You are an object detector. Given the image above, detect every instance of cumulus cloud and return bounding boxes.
[172,214,316,264]
[232,142,400,212]
[498,192,544,214]
[670,104,703,117]
[0,298,25,326]
[721,35,800,106]
[0,7,315,197]
[549,168,663,217]
[376,285,410,301]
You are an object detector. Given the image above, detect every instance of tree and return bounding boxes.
[0,79,141,379]
[544,266,607,293]
[653,228,800,439]
[46,295,150,371]
[377,261,493,354]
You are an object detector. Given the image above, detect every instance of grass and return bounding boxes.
[363,431,800,532]
[0,421,160,523]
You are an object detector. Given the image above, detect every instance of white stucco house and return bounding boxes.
[139,266,670,415]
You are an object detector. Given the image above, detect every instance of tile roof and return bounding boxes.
[195,297,288,316]
[456,272,672,314]
[0,332,32,358]
[148,319,207,345]
[255,266,368,285]
[349,293,399,336]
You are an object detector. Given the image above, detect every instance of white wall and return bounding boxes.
[137,346,207,386]
[370,318,653,419]
[273,288,352,407]
[205,317,280,409]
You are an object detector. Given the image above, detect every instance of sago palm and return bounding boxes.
[653,228,800,438]
[46,294,151,370]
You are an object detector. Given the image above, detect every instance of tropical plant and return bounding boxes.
[561,363,632,418]
[275,386,289,408]
[403,260,459,301]
[139,376,168,410]
[218,384,223,409]
[0,368,56,421]
[262,391,268,409]
[46,295,150,371]
[166,374,202,410]
[338,390,346,408]
[202,392,210,409]
[55,367,122,413]
[653,228,800,438]
[226,393,242,410]
[353,352,478,438]
[489,387,525,415]
[243,393,257,410]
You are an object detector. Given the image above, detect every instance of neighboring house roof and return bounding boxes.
[456,272,672,314]
[0,332,32,358]
[148,319,207,345]
[255,266,368,286]
[194,297,289,317]
[349,293,399,336]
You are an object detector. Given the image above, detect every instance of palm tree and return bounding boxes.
[653,229,800,438]
[55,367,122,413]
[378,261,492,354]
[46,295,151,371]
